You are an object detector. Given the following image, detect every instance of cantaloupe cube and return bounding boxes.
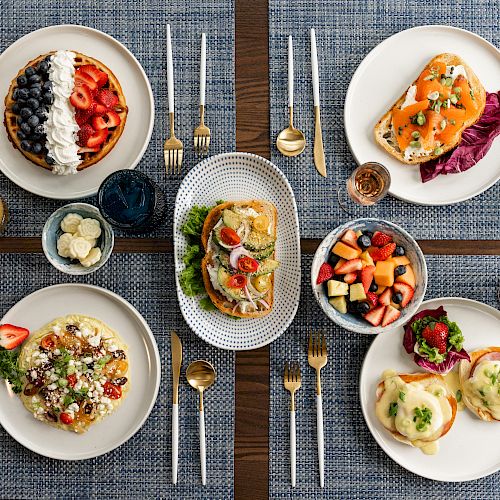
[327,280,349,297]
[349,282,367,302]
[333,258,346,272]
[360,250,374,267]
[396,264,416,288]
[388,256,410,266]
[332,241,362,260]
[374,260,395,287]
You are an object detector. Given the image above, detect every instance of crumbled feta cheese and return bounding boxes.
[82,356,93,364]
[68,402,79,413]
[101,396,110,405]
[47,383,57,391]
[53,325,61,334]
[87,391,93,398]
[107,343,118,352]
[54,349,61,356]
[31,370,37,379]
[63,388,69,394]
[31,351,39,359]
[87,334,101,347]
[50,373,59,382]
[36,407,44,415]
[68,359,75,366]
[75,381,83,391]
[75,331,82,338]
[80,327,92,338]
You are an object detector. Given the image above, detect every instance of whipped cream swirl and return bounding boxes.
[44,50,81,175]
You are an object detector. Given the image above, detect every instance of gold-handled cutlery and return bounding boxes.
[194,32,211,156]
[164,24,184,174]
[276,35,306,157]
[308,331,328,487]
[310,29,326,177]
[284,361,301,487]
[171,331,182,484]
[186,360,216,486]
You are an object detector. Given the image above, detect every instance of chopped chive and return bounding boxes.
[434,146,443,155]
[409,140,421,149]
[411,131,420,139]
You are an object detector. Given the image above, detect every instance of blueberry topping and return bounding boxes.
[357,234,371,249]
[35,108,47,121]
[17,74,28,87]
[20,140,32,151]
[16,116,23,126]
[29,87,41,99]
[392,292,403,305]
[25,66,36,77]
[30,81,42,89]
[369,282,378,292]
[27,98,40,110]
[394,265,406,277]
[12,88,19,101]
[45,154,55,165]
[17,98,27,106]
[37,60,50,74]
[31,133,42,141]
[394,245,405,256]
[42,81,52,91]
[357,301,371,314]
[34,124,45,135]
[12,103,20,114]
[20,122,31,135]
[27,115,39,127]
[18,88,29,100]
[32,142,43,154]
[20,107,32,119]
[43,92,54,105]
[28,74,41,84]
[16,130,26,140]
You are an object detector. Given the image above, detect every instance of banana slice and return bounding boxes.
[60,213,83,234]
[68,237,92,260]
[79,247,102,268]
[57,233,74,258]
[77,218,102,240]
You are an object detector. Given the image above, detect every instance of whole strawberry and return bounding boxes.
[422,322,449,354]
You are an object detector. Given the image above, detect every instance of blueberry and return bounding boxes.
[392,292,403,305]
[12,103,20,114]
[37,60,49,74]
[43,92,54,105]
[28,74,41,84]
[35,108,47,121]
[394,246,405,256]
[394,265,406,277]
[327,252,340,267]
[357,234,371,249]
[17,74,28,87]
[27,98,39,110]
[42,81,52,91]
[20,107,32,120]
[34,124,45,135]
[25,66,36,77]
[12,88,19,101]
[17,98,26,106]
[20,122,31,135]
[16,130,26,140]
[357,301,371,314]
[45,154,55,165]
[30,81,42,89]
[347,300,357,314]
[32,142,43,154]
[27,115,39,127]
[17,116,23,125]
[369,282,378,293]
[20,140,32,151]
[29,87,41,99]
[18,88,29,100]
[363,230,374,239]
[31,133,42,141]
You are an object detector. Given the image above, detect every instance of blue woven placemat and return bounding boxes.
[0,253,234,499]
[269,0,500,239]
[0,0,235,238]
[269,254,500,498]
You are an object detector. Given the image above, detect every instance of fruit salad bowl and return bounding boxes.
[311,218,427,335]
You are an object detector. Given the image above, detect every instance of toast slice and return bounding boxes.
[201,200,277,319]
[374,53,486,164]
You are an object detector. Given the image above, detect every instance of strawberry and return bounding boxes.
[93,103,108,115]
[378,287,392,306]
[70,84,93,110]
[422,322,449,354]
[79,64,108,87]
[316,262,334,285]
[77,124,95,147]
[74,69,98,92]
[75,103,98,126]
[91,110,121,130]
[344,272,357,284]
[372,243,396,262]
[371,231,393,247]
[341,229,361,250]
[392,282,414,307]
[360,265,375,293]
[381,305,401,327]
[78,146,100,153]
[335,258,362,274]
[364,305,385,327]
[0,324,29,350]
[87,129,109,148]
[96,89,118,108]
[366,292,378,307]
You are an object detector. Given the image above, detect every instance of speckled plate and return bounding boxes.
[174,152,301,350]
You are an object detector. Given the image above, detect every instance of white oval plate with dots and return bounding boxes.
[0,25,154,199]
[360,297,500,481]
[0,284,161,460]
[174,152,301,351]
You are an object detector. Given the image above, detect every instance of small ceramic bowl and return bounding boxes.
[311,218,427,334]
[42,203,114,275]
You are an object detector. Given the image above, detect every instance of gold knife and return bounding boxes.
[311,28,327,177]
[171,331,182,484]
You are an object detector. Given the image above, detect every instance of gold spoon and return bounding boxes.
[276,35,306,157]
[186,360,216,486]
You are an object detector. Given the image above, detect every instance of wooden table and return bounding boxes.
[1,1,499,498]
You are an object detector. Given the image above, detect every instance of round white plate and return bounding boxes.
[360,297,500,481]
[0,25,154,199]
[344,25,500,205]
[0,284,161,460]
[174,152,301,350]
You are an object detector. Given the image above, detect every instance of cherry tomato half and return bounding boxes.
[228,274,247,289]
[41,334,57,350]
[60,412,74,425]
[103,381,122,400]
[220,227,241,246]
[66,374,77,388]
[238,256,259,273]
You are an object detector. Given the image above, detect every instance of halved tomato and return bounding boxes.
[220,227,241,246]
[103,381,122,399]
[41,334,58,350]
[238,256,259,273]
[228,274,247,289]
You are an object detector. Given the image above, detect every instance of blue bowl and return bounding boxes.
[311,218,427,335]
[42,203,114,275]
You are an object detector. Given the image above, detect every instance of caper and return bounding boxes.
[409,140,421,149]
[445,77,453,87]
[416,114,425,126]
[434,146,443,155]
[411,131,420,139]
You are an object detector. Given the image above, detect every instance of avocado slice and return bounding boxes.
[243,231,275,251]
[222,209,242,230]
[254,259,279,276]
[218,251,231,270]
[217,267,245,300]
[251,243,275,261]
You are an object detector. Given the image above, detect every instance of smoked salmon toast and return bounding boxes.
[374,53,486,164]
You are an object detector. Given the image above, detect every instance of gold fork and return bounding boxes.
[284,361,301,488]
[164,24,183,174]
[194,33,211,157]
[308,331,327,488]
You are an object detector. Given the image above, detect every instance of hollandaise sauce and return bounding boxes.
[463,358,500,419]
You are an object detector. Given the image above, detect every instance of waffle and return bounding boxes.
[4,51,128,172]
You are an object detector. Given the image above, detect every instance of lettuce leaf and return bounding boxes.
[0,347,24,393]
[420,91,500,182]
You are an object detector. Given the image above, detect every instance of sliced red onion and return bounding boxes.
[218,240,241,251]
[258,299,270,309]
[246,279,267,298]
[229,246,251,269]
[243,286,257,309]
[232,302,240,314]
[236,221,250,244]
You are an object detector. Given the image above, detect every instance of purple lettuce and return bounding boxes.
[420,91,500,182]
[403,306,446,354]
[415,349,470,374]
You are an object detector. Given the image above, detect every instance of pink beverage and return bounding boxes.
[346,162,391,206]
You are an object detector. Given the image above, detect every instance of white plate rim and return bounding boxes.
[173,151,301,351]
[359,296,500,481]
[0,24,155,200]
[344,24,500,206]
[0,283,161,460]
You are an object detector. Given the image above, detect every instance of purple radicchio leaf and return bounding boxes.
[403,306,447,354]
[415,348,470,375]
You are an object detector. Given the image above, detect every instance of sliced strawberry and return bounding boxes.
[92,103,108,115]
[70,84,93,110]
[316,262,334,285]
[87,129,109,148]
[79,64,108,87]
[381,305,401,327]
[335,258,362,274]
[0,324,29,350]
[344,272,357,284]
[341,229,361,250]
[77,124,95,147]
[96,89,118,108]
[360,265,375,293]
[371,231,393,247]
[392,282,415,307]
[366,292,379,307]
[91,115,108,131]
[372,243,396,262]
[75,103,96,126]
[422,322,449,354]
[78,146,100,153]
[91,110,121,130]
[364,305,385,327]
[378,287,392,306]
[75,69,98,92]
